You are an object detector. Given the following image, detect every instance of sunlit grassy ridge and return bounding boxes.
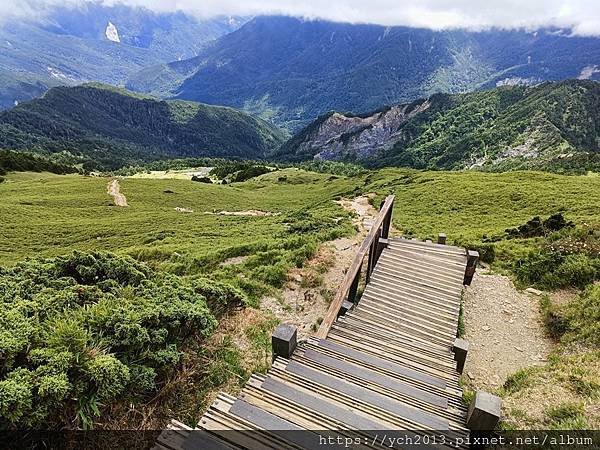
[369,169,600,239]
[3,168,600,270]
[0,169,357,267]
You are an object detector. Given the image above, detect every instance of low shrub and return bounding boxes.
[515,251,598,289]
[539,296,569,339]
[513,224,600,289]
[563,285,600,347]
[191,175,212,183]
[0,251,232,428]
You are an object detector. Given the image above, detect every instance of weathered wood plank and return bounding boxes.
[285,360,450,429]
[314,339,448,387]
[301,348,448,408]
[316,195,395,339]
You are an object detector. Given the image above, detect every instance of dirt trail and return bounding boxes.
[203,210,278,217]
[260,194,378,339]
[193,195,380,418]
[462,270,553,391]
[107,179,128,207]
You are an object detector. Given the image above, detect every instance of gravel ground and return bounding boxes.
[462,270,553,391]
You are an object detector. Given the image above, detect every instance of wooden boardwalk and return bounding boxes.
[156,197,498,450]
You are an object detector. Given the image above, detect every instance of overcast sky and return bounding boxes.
[3,0,600,36]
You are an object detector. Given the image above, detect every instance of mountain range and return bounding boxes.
[0,2,244,109]
[1,7,600,172]
[2,80,598,173]
[130,16,600,130]
[0,84,284,170]
[276,80,600,171]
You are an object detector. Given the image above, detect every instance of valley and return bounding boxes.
[1,80,598,173]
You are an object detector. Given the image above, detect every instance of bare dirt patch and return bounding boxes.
[220,256,249,267]
[260,194,379,339]
[203,210,278,217]
[462,270,554,391]
[336,193,377,231]
[107,179,128,207]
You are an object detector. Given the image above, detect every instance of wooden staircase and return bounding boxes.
[155,196,499,450]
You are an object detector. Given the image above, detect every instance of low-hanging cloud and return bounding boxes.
[2,0,600,36]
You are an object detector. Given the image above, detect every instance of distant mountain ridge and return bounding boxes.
[0,84,285,170]
[0,2,245,109]
[275,80,600,171]
[130,16,600,130]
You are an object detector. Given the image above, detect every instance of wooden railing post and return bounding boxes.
[466,392,502,430]
[315,195,395,339]
[464,250,479,285]
[272,324,297,361]
[380,198,393,239]
[347,263,362,303]
[366,227,381,282]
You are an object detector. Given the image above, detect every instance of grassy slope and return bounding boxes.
[0,169,357,266]
[3,168,599,270]
[367,169,600,264]
[2,168,599,428]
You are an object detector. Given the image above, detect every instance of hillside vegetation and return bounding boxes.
[0,168,358,428]
[0,252,248,428]
[145,16,600,130]
[1,167,599,429]
[0,150,78,179]
[0,84,286,170]
[277,80,600,172]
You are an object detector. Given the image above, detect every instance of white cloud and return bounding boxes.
[2,0,600,36]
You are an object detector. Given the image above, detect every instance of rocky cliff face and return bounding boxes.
[292,100,431,161]
[276,80,600,172]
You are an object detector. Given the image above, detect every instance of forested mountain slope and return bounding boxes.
[136,16,600,130]
[0,2,244,109]
[0,84,285,170]
[276,80,600,171]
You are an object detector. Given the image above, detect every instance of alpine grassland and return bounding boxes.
[1,166,599,429]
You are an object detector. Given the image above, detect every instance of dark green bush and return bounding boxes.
[0,150,78,176]
[231,165,272,182]
[0,251,240,428]
[555,254,597,289]
[208,161,272,182]
[563,285,600,346]
[191,175,212,183]
[252,262,289,288]
[515,250,598,289]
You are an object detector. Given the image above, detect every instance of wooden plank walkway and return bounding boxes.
[156,228,474,450]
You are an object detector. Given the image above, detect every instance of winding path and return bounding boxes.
[107,179,128,207]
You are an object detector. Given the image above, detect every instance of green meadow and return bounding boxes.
[0,170,358,269]
[3,168,599,269]
[1,167,599,429]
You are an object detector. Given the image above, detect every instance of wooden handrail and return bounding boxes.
[315,195,395,339]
